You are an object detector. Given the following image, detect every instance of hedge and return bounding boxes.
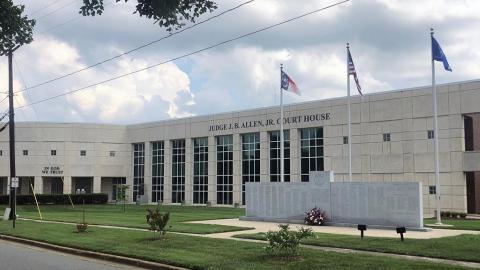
[0,193,108,205]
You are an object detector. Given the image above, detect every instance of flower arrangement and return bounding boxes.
[304,207,327,226]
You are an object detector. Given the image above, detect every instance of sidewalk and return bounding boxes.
[190,218,480,239]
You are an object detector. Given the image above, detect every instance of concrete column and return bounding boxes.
[233,133,241,205]
[207,136,217,205]
[63,176,72,194]
[34,176,43,195]
[290,128,300,182]
[260,131,269,182]
[93,176,101,193]
[144,142,152,202]
[185,138,193,204]
[163,140,172,203]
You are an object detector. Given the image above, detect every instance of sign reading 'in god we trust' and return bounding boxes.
[208,113,331,132]
[42,166,64,175]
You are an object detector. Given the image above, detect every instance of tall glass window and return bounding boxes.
[172,139,186,203]
[300,127,324,182]
[193,137,208,204]
[151,141,164,203]
[216,135,233,205]
[242,133,260,205]
[133,143,145,202]
[269,130,290,182]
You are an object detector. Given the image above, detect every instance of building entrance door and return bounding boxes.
[466,172,480,214]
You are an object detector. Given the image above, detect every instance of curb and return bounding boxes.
[0,234,189,270]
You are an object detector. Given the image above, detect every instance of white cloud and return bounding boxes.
[1,35,193,123]
[3,0,480,124]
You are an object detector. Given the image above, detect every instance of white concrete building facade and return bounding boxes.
[1,80,480,215]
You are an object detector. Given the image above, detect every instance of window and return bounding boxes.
[217,135,233,205]
[343,136,348,144]
[172,139,186,203]
[51,150,56,156]
[151,141,164,203]
[112,178,126,201]
[0,150,2,156]
[427,130,434,139]
[269,130,290,182]
[383,133,391,142]
[80,150,86,156]
[300,127,324,182]
[429,185,436,194]
[109,151,116,157]
[23,150,28,156]
[242,133,260,205]
[132,143,145,202]
[193,137,208,204]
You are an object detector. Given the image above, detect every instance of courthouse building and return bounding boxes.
[1,79,480,215]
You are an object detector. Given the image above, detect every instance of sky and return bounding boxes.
[1,0,479,124]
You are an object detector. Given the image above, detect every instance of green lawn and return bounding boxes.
[234,231,480,263]
[0,204,249,234]
[424,218,480,231]
[0,220,469,270]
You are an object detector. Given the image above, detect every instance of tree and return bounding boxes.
[80,0,217,31]
[0,0,35,55]
[117,184,129,212]
[146,208,170,240]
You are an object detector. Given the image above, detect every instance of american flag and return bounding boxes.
[347,48,362,95]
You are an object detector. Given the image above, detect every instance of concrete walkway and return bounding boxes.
[190,218,480,239]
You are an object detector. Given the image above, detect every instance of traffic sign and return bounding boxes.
[11,177,19,188]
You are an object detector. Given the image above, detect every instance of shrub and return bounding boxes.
[146,208,170,240]
[0,193,108,205]
[438,211,467,219]
[304,207,327,225]
[265,224,314,259]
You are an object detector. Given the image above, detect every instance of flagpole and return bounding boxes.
[347,43,352,182]
[280,64,285,183]
[431,28,442,225]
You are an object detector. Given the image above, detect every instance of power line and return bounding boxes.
[28,0,65,17]
[17,0,349,110]
[0,95,8,104]
[35,0,77,21]
[17,0,255,93]
[36,0,116,35]
[37,15,83,34]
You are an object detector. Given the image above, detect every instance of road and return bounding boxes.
[0,239,147,270]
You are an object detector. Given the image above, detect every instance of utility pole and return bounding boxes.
[8,46,19,228]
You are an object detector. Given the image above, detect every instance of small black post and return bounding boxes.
[396,227,406,242]
[357,224,367,238]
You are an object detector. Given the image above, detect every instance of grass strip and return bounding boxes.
[424,218,480,231]
[234,231,480,263]
[0,220,471,270]
[0,204,249,234]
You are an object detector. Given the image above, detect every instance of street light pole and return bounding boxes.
[8,46,20,228]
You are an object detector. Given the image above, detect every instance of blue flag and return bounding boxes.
[432,36,452,71]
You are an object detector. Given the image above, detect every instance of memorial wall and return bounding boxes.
[244,171,424,229]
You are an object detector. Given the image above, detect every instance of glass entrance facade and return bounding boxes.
[172,139,186,203]
[132,143,145,202]
[216,135,233,205]
[241,133,260,205]
[151,141,165,203]
[300,127,324,182]
[193,137,208,204]
[269,130,290,182]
